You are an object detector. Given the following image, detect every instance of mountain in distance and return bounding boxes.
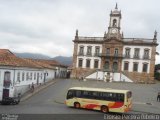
[14,52,72,66]
[52,56,73,66]
[14,52,51,59]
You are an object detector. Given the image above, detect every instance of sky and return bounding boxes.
[0,0,159,63]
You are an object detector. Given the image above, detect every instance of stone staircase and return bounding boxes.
[122,71,154,83]
[122,71,136,82]
[72,68,97,79]
[83,69,97,78]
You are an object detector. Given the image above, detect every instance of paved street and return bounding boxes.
[0,79,101,114]
[0,79,160,116]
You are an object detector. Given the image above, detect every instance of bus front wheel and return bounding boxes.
[74,102,80,108]
[101,106,109,113]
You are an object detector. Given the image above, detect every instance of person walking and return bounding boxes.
[31,82,34,93]
[157,92,160,102]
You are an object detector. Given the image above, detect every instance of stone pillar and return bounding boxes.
[71,42,78,78]
[149,46,156,81]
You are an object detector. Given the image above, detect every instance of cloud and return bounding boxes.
[0,0,159,63]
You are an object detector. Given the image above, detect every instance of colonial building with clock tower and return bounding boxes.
[71,4,158,83]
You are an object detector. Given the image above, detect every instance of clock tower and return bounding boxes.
[105,3,122,40]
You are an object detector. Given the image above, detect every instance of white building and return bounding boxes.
[0,49,67,103]
[71,4,158,83]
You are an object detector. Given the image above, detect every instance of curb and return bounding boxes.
[133,102,153,105]
[54,100,64,104]
[21,80,57,102]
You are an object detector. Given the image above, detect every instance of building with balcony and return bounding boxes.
[71,4,158,83]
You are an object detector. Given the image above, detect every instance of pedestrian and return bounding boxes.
[81,77,84,81]
[31,82,34,93]
[157,92,160,102]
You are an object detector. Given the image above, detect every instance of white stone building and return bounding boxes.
[71,4,158,83]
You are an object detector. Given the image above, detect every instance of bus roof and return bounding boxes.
[69,87,130,93]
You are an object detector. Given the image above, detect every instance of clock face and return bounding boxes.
[111,29,117,33]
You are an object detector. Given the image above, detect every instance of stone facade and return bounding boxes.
[71,4,158,83]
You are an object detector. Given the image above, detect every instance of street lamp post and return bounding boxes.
[112,69,114,82]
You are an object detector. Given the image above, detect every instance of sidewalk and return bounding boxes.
[21,79,57,102]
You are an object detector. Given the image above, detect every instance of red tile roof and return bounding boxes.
[24,59,56,69]
[25,59,67,69]
[0,49,67,69]
[0,49,42,68]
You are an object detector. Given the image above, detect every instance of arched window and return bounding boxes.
[114,48,118,56]
[104,61,109,70]
[125,48,131,58]
[86,59,91,68]
[79,46,84,55]
[94,60,99,69]
[17,72,20,82]
[143,49,150,59]
[124,61,129,71]
[113,62,118,71]
[143,63,148,72]
[87,46,92,56]
[78,58,83,68]
[4,71,11,81]
[113,19,117,27]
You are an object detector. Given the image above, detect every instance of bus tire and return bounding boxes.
[74,102,80,109]
[101,105,109,113]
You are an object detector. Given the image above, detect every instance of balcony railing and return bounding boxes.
[78,52,93,57]
[133,55,140,59]
[3,80,11,88]
[78,36,103,41]
[98,53,123,58]
[143,56,150,60]
[124,54,130,58]
[78,52,84,56]
[94,53,100,57]
[123,54,150,60]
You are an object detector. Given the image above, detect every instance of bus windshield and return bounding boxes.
[127,91,132,98]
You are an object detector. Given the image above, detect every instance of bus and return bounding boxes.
[65,87,132,113]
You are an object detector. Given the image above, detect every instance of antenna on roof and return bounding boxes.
[75,29,79,40]
[153,30,157,43]
[76,29,78,37]
[115,3,118,9]
[154,30,157,39]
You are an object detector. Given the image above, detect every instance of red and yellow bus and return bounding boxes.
[65,87,132,113]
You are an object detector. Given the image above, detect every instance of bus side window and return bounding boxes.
[75,90,81,98]
[120,94,124,102]
[91,91,98,99]
[108,93,113,101]
[102,92,110,101]
[67,90,74,99]
[98,92,103,100]
[115,93,124,102]
[82,91,90,99]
